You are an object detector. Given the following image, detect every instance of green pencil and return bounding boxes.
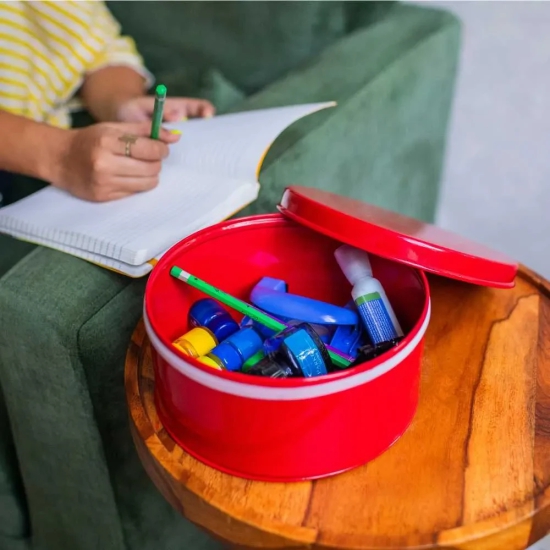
[150,84,167,140]
[170,266,352,368]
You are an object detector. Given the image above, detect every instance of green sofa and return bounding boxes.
[0,2,460,549]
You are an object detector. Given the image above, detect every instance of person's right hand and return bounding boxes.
[52,121,181,202]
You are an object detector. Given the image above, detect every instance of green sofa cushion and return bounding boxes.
[106,1,393,97]
[0,388,28,540]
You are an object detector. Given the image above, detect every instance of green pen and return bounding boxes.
[242,350,266,372]
[170,266,352,369]
[150,84,167,140]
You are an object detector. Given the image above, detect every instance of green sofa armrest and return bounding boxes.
[0,250,133,550]
[0,246,221,550]
[234,3,461,223]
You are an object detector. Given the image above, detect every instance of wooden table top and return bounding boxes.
[125,266,550,550]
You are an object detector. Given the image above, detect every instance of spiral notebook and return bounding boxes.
[0,102,334,277]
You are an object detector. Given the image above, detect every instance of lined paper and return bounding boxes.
[0,174,258,266]
[163,102,335,182]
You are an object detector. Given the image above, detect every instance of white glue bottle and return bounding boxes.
[334,245,404,345]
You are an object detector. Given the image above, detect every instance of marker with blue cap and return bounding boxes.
[189,298,239,342]
[206,327,263,371]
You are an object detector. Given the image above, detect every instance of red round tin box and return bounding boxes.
[144,186,517,482]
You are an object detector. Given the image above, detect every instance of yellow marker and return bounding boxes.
[173,327,217,358]
[197,355,224,370]
[170,129,182,135]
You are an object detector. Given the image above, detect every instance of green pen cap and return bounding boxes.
[155,84,167,99]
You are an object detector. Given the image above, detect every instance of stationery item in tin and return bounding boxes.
[196,355,223,370]
[242,349,266,372]
[250,277,358,326]
[349,338,403,367]
[207,327,263,371]
[240,316,277,339]
[173,327,217,357]
[188,298,239,342]
[334,245,403,345]
[247,323,331,378]
[329,301,365,359]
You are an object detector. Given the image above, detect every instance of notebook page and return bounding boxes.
[163,102,335,182]
[0,171,257,266]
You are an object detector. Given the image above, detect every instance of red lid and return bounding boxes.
[278,186,518,289]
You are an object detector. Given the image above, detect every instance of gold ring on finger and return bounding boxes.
[118,134,138,158]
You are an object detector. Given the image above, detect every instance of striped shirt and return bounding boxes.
[0,1,152,128]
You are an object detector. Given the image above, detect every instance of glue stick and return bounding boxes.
[334,245,403,345]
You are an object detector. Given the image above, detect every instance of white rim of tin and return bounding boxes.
[143,301,430,401]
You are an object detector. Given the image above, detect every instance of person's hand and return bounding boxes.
[116,96,216,123]
[52,121,181,202]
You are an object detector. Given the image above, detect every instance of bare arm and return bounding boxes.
[0,108,179,202]
[0,110,67,182]
[0,67,147,179]
[79,66,147,122]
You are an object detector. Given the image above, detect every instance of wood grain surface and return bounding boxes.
[125,266,550,550]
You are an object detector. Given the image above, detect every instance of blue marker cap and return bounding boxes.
[228,327,263,360]
[330,324,364,359]
[208,314,240,342]
[329,301,364,358]
[240,316,277,339]
[209,327,263,371]
[189,298,239,342]
[209,342,242,371]
[189,298,223,327]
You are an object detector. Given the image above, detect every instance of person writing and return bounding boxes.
[0,1,215,202]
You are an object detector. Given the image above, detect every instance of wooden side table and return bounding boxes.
[125,267,550,550]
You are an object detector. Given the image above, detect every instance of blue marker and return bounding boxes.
[207,327,263,371]
[188,298,239,342]
[334,245,403,345]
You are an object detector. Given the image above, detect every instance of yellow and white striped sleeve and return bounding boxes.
[0,1,153,128]
[86,1,154,88]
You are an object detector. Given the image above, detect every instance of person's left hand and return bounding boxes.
[116,96,216,123]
